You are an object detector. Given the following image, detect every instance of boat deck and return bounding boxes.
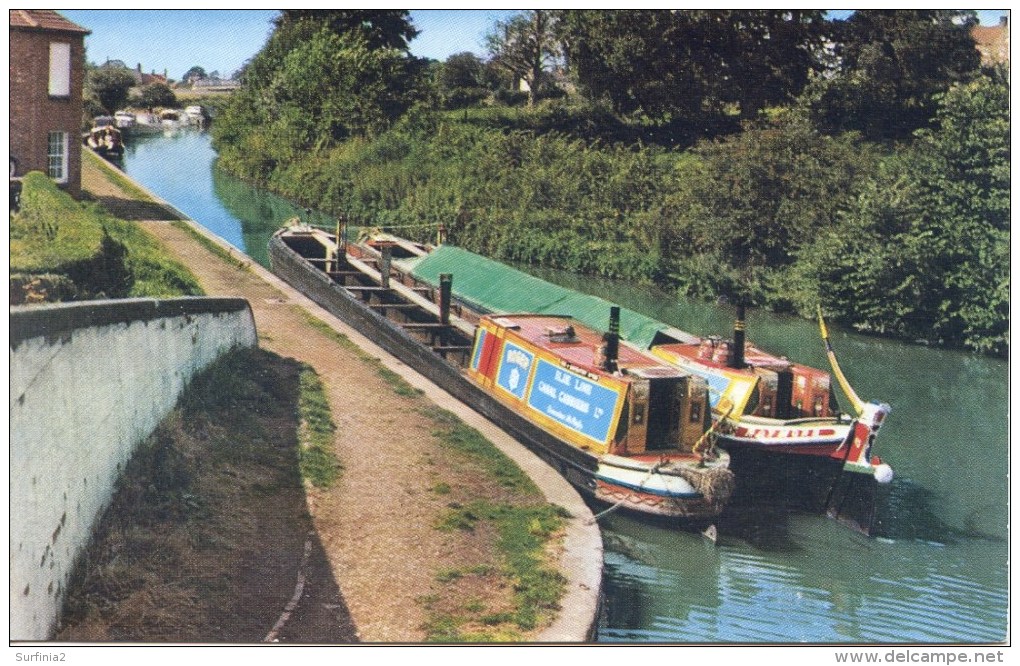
[493,314,684,378]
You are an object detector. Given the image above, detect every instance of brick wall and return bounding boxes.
[9,28,87,198]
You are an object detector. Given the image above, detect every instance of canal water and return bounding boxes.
[119,129,1009,644]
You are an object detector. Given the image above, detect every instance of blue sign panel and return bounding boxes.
[496,341,533,400]
[688,368,730,408]
[471,328,487,371]
[527,358,621,445]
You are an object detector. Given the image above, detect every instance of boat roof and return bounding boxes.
[402,245,697,350]
[485,314,685,380]
[655,341,830,380]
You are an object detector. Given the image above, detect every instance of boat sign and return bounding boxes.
[527,358,621,445]
[496,341,533,399]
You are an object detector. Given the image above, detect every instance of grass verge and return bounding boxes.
[170,220,252,271]
[83,150,154,202]
[300,308,568,641]
[10,172,203,301]
[423,409,568,642]
[300,311,424,397]
[428,501,568,641]
[57,348,330,641]
[298,364,342,488]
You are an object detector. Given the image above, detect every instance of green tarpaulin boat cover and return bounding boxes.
[400,245,695,350]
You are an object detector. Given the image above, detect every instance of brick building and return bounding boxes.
[9,10,90,198]
[972,15,1009,66]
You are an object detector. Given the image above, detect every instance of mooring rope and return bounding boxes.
[586,461,664,525]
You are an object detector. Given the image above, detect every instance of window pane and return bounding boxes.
[49,43,71,96]
[47,132,67,182]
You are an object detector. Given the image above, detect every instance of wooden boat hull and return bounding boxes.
[269,228,731,523]
[593,455,733,519]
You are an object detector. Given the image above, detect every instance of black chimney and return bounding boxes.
[730,303,746,369]
[604,306,621,372]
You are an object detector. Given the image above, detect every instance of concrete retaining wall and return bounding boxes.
[9,297,257,640]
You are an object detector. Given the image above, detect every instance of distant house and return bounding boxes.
[972,15,1009,66]
[99,60,169,86]
[137,64,169,86]
[9,9,90,198]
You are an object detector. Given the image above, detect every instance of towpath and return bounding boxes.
[81,158,602,643]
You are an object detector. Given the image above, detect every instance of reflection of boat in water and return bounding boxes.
[269,223,736,526]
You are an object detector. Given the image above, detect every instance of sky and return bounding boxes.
[59,8,1008,84]
[59,9,518,81]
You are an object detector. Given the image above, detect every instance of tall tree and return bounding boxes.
[486,10,562,106]
[274,10,418,52]
[134,82,177,109]
[85,67,136,114]
[806,10,980,140]
[556,10,829,128]
[436,52,491,109]
[181,65,207,83]
[692,10,829,120]
[789,71,1008,354]
[213,10,426,181]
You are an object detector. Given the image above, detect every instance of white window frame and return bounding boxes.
[47,131,69,183]
[48,42,71,97]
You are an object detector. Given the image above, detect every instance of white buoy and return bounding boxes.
[874,463,894,484]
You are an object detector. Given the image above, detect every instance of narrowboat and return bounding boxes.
[84,125,124,158]
[269,222,735,524]
[468,312,734,520]
[647,305,892,484]
[114,111,135,129]
[371,238,893,488]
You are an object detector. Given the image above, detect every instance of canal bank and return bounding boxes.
[79,153,604,642]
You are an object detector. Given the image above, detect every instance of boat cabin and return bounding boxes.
[652,339,838,420]
[468,314,710,457]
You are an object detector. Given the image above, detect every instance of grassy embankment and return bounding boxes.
[60,315,568,642]
[10,168,202,302]
[57,348,343,641]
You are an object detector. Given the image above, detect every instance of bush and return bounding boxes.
[9,273,79,305]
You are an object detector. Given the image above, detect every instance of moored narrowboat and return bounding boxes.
[648,305,892,484]
[468,312,734,520]
[84,125,124,158]
[268,222,735,525]
[381,239,893,488]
